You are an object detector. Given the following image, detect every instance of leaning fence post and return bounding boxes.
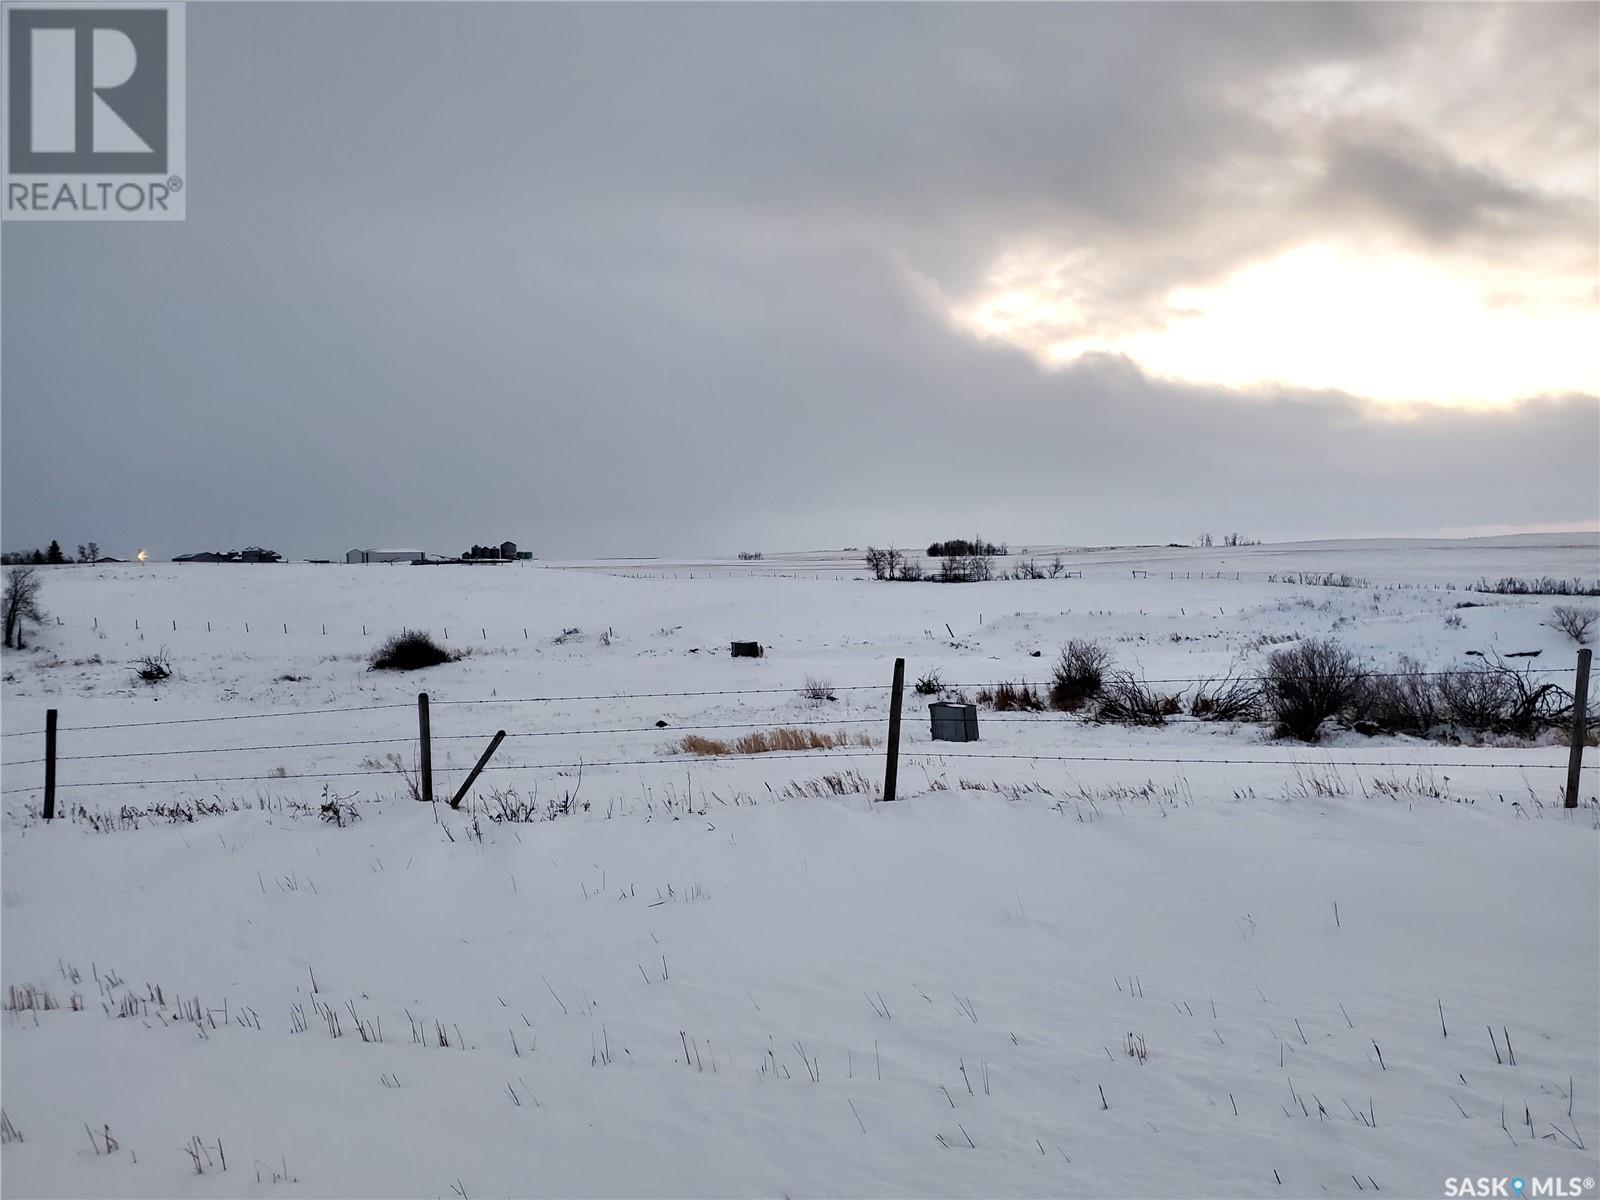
[43,708,57,821]
[418,692,433,804]
[1566,647,1592,809]
[883,658,905,803]
[450,731,506,809]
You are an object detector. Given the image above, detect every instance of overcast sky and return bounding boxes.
[3,2,1596,561]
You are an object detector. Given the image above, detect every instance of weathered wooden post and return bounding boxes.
[1566,648,1592,809]
[43,708,57,821]
[883,658,905,803]
[418,692,433,804]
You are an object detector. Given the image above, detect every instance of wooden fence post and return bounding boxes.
[1566,647,1592,809]
[450,731,507,809]
[418,692,433,804]
[43,708,57,821]
[883,658,905,803]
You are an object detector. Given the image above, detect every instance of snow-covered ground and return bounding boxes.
[2,534,1597,1198]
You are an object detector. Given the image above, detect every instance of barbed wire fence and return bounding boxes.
[3,652,1594,822]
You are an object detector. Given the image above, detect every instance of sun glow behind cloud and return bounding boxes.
[955,243,1599,408]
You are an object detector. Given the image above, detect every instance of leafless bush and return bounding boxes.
[1550,604,1599,645]
[369,629,457,671]
[800,676,836,702]
[1264,638,1366,741]
[1434,667,1507,731]
[1094,672,1179,725]
[319,790,362,826]
[1436,654,1568,737]
[1188,670,1264,721]
[1049,639,1112,710]
[1358,657,1441,736]
[132,648,172,683]
[914,669,944,696]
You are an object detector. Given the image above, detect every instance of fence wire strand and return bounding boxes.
[3,747,1591,796]
[0,664,1575,738]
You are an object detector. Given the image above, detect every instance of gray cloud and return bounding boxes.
[2,2,1594,559]
[1314,118,1586,248]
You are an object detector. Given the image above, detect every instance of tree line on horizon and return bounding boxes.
[1,540,100,566]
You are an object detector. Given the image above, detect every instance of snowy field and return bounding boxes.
[2,534,1597,1199]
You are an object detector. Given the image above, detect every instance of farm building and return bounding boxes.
[346,548,423,564]
[174,547,281,563]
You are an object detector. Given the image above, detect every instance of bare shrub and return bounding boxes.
[369,629,457,671]
[1049,639,1112,710]
[1436,654,1568,738]
[132,648,173,684]
[800,676,836,703]
[676,728,875,756]
[1434,668,1506,731]
[1264,639,1366,741]
[1359,657,1441,736]
[1188,670,1263,721]
[1095,672,1179,725]
[913,669,943,696]
[1550,604,1599,645]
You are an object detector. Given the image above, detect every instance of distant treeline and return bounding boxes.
[2,540,97,566]
[926,537,1008,558]
[1472,576,1600,597]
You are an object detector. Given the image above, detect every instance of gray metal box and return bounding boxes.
[929,702,979,742]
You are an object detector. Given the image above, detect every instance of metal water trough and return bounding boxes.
[730,641,763,658]
[929,701,979,742]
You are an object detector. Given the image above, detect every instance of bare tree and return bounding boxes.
[863,545,905,581]
[3,568,45,649]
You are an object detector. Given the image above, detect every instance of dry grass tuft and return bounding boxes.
[675,728,876,756]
